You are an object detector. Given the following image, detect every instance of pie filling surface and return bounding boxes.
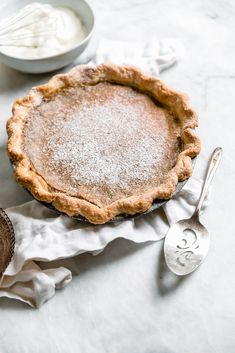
[23,82,181,207]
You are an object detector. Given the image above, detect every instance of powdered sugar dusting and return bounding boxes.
[24,83,179,206]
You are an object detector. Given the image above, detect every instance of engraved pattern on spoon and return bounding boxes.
[175,229,199,267]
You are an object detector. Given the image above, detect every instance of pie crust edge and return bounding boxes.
[7,64,201,224]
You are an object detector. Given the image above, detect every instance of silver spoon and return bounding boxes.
[164,147,222,276]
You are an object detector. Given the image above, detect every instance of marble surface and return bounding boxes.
[0,0,235,352]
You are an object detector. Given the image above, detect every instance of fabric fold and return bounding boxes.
[0,177,208,307]
[93,38,185,75]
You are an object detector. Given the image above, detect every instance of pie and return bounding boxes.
[7,64,200,224]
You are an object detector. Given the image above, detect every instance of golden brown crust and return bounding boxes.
[7,64,200,224]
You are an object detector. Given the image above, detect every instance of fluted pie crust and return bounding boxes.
[7,64,200,224]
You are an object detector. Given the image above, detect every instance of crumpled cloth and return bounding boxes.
[0,177,208,308]
[92,38,185,75]
[0,38,201,308]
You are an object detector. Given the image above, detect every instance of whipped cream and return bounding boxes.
[0,2,86,59]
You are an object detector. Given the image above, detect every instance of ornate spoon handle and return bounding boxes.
[194,147,222,218]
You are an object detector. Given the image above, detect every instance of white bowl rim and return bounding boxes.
[0,0,95,61]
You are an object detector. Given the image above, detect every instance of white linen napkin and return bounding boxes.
[92,38,185,75]
[0,177,208,308]
[0,38,201,308]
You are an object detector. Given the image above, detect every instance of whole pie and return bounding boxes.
[7,64,200,224]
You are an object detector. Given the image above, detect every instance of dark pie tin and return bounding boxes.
[0,208,15,278]
[11,158,196,224]
[42,178,189,223]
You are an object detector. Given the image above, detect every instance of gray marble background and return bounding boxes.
[0,1,235,352]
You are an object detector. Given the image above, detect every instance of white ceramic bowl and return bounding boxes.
[0,0,94,73]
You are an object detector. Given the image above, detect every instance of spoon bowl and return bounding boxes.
[164,216,209,275]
